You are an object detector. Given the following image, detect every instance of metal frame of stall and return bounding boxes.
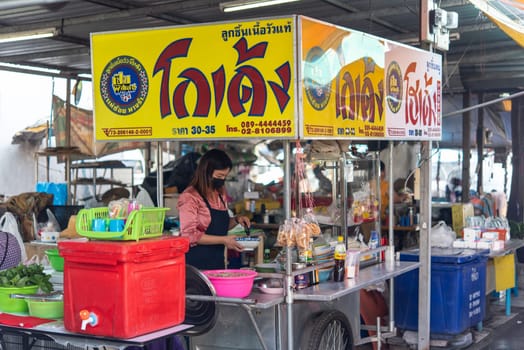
[89,15,442,349]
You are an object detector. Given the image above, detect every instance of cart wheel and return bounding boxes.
[183,264,218,336]
[300,310,354,350]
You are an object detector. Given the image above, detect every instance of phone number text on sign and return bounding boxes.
[103,127,152,137]
[239,120,292,135]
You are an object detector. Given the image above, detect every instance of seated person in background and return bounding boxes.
[490,189,507,218]
[445,177,462,203]
[379,161,411,221]
[471,190,495,217]
[480,192,495,218]
[393,178,413,204]
[470,190,484,216]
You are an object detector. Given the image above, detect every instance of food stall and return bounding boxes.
[88,14,441,349]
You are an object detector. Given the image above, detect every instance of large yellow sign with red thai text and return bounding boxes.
[91,18,296,141]
[92,16,441,142]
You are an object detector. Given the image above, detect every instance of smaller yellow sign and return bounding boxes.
[300,17,387,139]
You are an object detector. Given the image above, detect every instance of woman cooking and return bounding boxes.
[177,148,251,269]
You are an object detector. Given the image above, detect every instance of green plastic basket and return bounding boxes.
[45,249,64,272]
[0,285,39,313]
[75,207,169,241]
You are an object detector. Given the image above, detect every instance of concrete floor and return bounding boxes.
[357,287,524,350]
[466,290,524,350]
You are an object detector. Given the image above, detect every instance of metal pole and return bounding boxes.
[462,91,472,203]
[283,140,294,350]
[340,152,347,240]
[477,93,484,195]
[387,141,395,332]
[65,78,72,204]
[156,142,164,207]
[418,141,432,348]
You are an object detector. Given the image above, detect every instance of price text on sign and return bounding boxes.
[92,18,297,141]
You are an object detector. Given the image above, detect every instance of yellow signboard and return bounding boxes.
[92,18,297,141]
[300,17,441,140]
[300,17,386,139]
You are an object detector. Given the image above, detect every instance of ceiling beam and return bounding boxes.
[0,47,89,62]
[0,1,209,35]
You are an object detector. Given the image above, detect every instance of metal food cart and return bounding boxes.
[89,14,442,349]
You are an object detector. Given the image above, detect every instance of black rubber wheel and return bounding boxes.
[300,310,354,350]
[183,264,217,336]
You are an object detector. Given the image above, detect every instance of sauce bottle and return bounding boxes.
[333,236,346,282]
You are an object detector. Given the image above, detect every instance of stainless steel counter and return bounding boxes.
[187,290,284,309]
[293,261,420,301]
[487,239,524,258]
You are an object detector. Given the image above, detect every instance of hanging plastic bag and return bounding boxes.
[0,212,27,261]
[431,221,456,248]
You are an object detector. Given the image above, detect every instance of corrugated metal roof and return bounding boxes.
[0,0,521,94]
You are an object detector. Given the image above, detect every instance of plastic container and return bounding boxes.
[394,247,487,334]
[203,269,257,298]
[45,248,64,272]
[0,285,39,313]
[58,236,189,338]
[27,299,64,319]
[75,207,168,241]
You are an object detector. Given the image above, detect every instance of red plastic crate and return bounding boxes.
[58,236,189,338]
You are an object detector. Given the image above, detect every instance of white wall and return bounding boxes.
[0,71,53,197]
[0,71,92,198]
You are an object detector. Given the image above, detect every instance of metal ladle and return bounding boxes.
[10,291,63,301]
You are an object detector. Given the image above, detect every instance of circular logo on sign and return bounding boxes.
[304,46,331,111]
[386,61,402,114]
[100,56,149,115]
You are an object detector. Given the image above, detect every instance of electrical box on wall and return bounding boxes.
[420,0,459,51]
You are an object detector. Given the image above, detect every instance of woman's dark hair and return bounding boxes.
[190,149,233,196]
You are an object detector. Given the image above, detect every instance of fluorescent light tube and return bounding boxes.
[220,0,300,13]
[0,28,57,44]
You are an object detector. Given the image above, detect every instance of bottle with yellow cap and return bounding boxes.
[333,236,346,282]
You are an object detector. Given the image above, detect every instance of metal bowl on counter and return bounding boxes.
[254,278,284,295]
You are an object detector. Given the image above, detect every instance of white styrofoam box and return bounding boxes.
[452,239,466,248]
[476,239,494,250]
[463,227,481,241]
[482,231,500,240]
[492,240,505,251]
[465,240,477,249]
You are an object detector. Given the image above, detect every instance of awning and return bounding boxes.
[11,121,48,146]
[469,0,524,47]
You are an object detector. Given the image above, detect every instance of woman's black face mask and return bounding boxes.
[212,178,226,189]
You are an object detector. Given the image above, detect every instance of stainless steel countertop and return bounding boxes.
[293,261,420,301]
[488,239,524,258]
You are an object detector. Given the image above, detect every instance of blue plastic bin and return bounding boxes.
[394,247,488,335]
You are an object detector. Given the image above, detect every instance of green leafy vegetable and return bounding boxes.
[0,264,53,293]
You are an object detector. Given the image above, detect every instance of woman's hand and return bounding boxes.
[224,235,244,252]
[235,215,251,228]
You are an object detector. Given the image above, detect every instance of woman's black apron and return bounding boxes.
[185,193,230,270]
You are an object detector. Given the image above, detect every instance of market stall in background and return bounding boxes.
[0,12,493,350]
[86,14,441,349]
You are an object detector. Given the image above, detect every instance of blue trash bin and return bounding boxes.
[394,247,488,335]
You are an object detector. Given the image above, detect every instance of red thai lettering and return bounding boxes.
[404,62,439,127]
[335,65,383,122]
[153,37,291,119]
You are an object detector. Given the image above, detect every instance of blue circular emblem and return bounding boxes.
[100,56,148,115]
[304,46,331,111]
[386,61,402,114]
